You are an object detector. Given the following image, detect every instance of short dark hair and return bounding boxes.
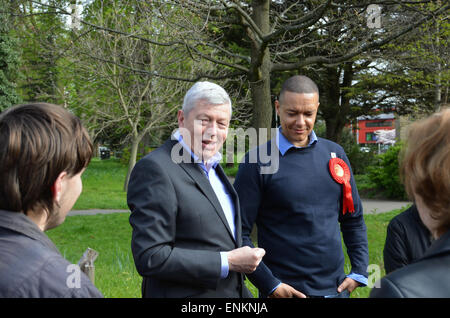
[279,75,319,104]
[0,103,93,217]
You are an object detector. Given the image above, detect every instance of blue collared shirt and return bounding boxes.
[276,126,318,155]
[173,130,235,279]
[269,127,368,295]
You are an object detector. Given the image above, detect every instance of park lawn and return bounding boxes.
[73,158,129,210]
[47,213,140,298]
[46,209,402,298]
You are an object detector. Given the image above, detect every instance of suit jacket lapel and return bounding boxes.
[178,161,237,244]
[166,139,235,244]
[215,164,242,247]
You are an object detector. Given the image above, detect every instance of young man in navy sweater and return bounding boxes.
[234,75,369,298]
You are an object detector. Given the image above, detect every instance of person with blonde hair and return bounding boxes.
[371,107,450,297]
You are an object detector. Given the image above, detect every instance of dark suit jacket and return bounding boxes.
[127,139,252,298]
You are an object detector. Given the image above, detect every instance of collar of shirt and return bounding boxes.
[172,129,222,174]
[276,126,318,156]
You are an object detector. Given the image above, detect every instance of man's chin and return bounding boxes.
[291,135,309,147]
[200,149,219,162]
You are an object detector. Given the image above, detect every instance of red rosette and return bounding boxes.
[329,158,355,215]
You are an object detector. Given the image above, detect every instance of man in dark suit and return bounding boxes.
[128,81,265,298]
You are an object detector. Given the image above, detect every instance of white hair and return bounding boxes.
[182,81,232,115]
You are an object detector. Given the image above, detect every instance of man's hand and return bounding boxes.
[269,283,306,298]
[227,246,265,273]
[337,277,359,294]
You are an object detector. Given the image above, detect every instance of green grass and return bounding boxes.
[348,209,401,298]
[46,208,404,298]
[47,213,140,298]
[73,158,128,210]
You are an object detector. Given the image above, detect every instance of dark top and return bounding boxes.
[383,204,433,274]
[0,210,103,298]
[234,138,369,297]
[371,229,450,298]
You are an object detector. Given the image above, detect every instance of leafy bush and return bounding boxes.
[119,145,153,166]
[367,143,407,199]
[346,144,377,175]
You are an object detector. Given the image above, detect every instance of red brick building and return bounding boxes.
[355,113,395,145]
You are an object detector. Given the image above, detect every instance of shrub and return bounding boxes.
[367,143,407,199]
[119,145,153,166]
[346,144,377,175]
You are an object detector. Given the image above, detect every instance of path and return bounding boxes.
[361,199,411,214]
[69,199,411,216]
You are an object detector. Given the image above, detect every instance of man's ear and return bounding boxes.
[51,171,67,204]
[274,100,281,117]
[177,110,185,128]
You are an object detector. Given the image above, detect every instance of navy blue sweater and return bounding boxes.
[234,138,369,297]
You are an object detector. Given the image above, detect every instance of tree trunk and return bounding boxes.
[433,21,442,112]
[325,117,344,144]
[434,64,441,111]
[249,0,272,143]
[123,137,140,192]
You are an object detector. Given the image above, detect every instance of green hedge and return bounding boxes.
[367,143,407,200]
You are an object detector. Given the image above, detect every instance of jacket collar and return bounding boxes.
[422,229,450,260]
[0,209,60,254]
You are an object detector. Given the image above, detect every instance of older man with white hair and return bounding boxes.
[128,81,265,298]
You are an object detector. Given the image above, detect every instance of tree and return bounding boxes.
[360,1,449,115]
[156,0,449,140]
[69,0,193,190]
[0,0,22,110]
[13,0,68,104]
[10,0,450,143]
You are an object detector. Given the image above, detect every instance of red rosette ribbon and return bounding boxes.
[329,157,355,215]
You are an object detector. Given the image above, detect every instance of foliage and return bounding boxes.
[346,144,378,176]
[316,122,376,175]
[357,2,449,115]
[0,0,22,110]
[367,143,407,200]
[119,145,153,167]
[14,0,68,104]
